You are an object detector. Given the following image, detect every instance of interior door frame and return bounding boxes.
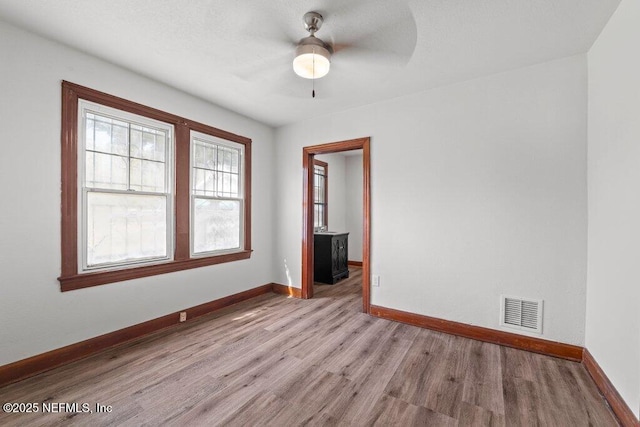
[302,137,371,313]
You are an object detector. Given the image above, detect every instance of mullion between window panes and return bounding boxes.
[207,169,213,197]
[205,144,212,196]
[221,149,226,197]
[152,131,157,164]
[91,118,96,188]
[215,145,220,197]
[112,121,121,189]
[127,123,132,190]
[214,170,219,197]
[90,119,96,188]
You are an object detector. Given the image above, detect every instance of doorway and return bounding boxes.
[301,137,371,313]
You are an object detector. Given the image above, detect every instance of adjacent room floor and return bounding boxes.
[0,268,618,426]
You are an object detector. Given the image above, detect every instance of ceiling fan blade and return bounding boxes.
[323,0,409,32]
[333,45,406,70]
[234,53,293,82]
[236,4,301,48]
[331,13,417,69]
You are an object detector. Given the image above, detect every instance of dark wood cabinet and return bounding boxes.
[314,232,349,284]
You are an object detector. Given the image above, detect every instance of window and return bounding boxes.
[191,132,244,255]
[313,159,328,231]
[80,101,174,270]
[60,81,252,291]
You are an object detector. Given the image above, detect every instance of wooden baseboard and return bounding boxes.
[0,284,273,388]
[348,260,363,267]
[271,283,303,298]
[370,305,583,362]
[583,349,639,427]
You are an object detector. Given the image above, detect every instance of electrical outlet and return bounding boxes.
[179,311,187,322]
[372,275,380,287]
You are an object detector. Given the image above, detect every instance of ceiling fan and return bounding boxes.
[234,2,417,98]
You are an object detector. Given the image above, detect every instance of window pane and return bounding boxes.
[192,140,241,198]
[216,147,224,170]
[129,125,167,162]
[87,114,129,156]
[222,172,232,195]
[86,116,95,150]
[231,174,238,196]
[85,151,128,190]
[319,205,325,227]
[318,175,325,202]
[193,143,205,168]
[231,150,239,173]
[207,145,216,169]
[314,175,320,203]
[86,192,167,267]
[130,159,165,192]
[154,133,166,162]
[193,198,240,254]
[205,170,215,194]
[93,118,112,153]
[85,114,168,194]
[223,149,232,172]
[313,163,327,230]
[216,171,224,195]
[112,122,129,155]
[194,167,205,195]
[130,128,142,158]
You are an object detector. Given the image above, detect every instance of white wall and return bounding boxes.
[315,153,347,233]
[345,154,364,262]
[275,55,588,345]
[0,21,275,365]
[586,0,640,417]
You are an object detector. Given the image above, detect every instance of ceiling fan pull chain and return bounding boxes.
[312,47,316,98]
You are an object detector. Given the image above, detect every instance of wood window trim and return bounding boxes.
[59,81,252,292]
[313,159,328,230]
[302,137,371,313]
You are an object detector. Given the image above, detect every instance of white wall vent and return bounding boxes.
[500,295,543,334]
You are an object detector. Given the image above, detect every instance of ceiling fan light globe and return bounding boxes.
[293,43,331,79]
[293,53,330,79]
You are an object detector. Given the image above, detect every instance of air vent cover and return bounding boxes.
[500,295,543,334]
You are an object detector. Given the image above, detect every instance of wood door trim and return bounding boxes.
[370,305,584,361]
[302,137,371,313]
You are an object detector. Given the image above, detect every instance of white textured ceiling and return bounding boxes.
[0,0,620,127]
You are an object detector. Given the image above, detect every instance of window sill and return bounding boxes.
[58,250,252,292]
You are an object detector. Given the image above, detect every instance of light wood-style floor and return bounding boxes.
[0,268,617,426]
